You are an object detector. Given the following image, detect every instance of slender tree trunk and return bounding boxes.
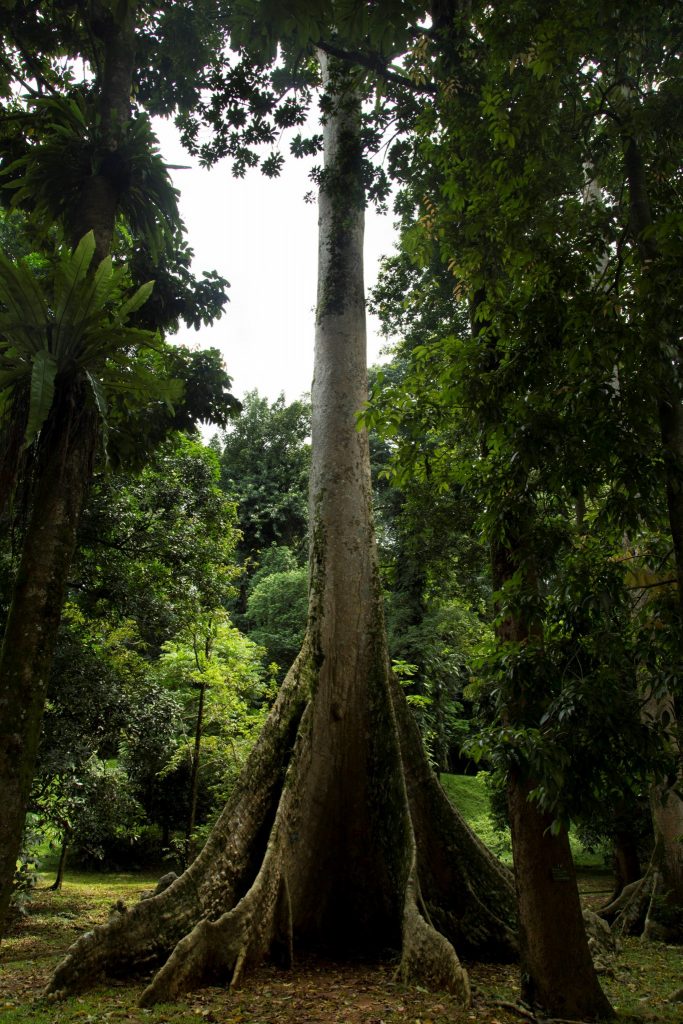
[185,681,207,868]
[51,829,71,892]
[492,537,613,1020]
[612,829,642,901]
[0,5,137,933]
[623,136,683,612]
[0,392,98,927]
[44,55,516,1006]
[643,690,683,939]
[617,133,683,939]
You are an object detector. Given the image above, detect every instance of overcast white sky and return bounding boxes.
[153,118,397,407]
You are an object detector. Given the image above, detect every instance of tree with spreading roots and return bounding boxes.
[46,56,517,1007]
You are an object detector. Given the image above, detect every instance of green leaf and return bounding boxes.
[86,370,109,461]
[0,254,49,352]
[53,232,97,342]
[25,349,58,447]
[118,279,154,321]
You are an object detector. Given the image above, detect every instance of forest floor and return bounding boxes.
[0,872,682,1024]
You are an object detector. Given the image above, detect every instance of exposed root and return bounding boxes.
[600,876,648,933]
[138,711,306,1007]
[602,861,682,942]
[392,677,517,959]
[47,871,202,997]
[139,831,290,1006]
[399,864,471,1004]
[45,643,516,1007]
[490,999,536,1020]
[46,654,310,997]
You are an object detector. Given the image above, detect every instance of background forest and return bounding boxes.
[0,1,681,1022]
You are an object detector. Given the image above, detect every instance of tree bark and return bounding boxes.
[0,4,138,933]
[623,135,683,615]
[611,828,642,901]
[491,536,613,1020]
[45,55,516,1005]
[0,392,98,927]
[185,679,207,869]
[508,773,613,1019]
[616,132,683,940]
[51,829,71,892]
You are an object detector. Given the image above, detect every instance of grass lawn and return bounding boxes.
[441,772,609,868]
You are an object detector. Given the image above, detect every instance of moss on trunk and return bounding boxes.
[45,53,516,1005]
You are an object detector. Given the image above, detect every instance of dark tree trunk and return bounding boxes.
[184,680,207,868]
[617,132,683,940]
[508,774,613,1019]
[612,830,642,901]
[0,4,137,933]
[491,536,613,1020]
[51,830,71,892]
[623,135,683,615]
[0,392,98,926]
[45,56,516,1006]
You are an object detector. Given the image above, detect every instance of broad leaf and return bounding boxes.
[86,370,109,461]
[25,349,58,447]
[118,279,155,321]
[0,255,50,353]
[53,231,97,338]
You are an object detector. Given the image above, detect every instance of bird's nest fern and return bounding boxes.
[1,92,183,262]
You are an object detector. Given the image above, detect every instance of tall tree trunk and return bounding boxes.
[50,827,72,892]
[623,136,683,613]
[0,390,98,928]
[0,4,137,933]
[492,536,613,1020]
[508,775,613,1019]
[611,827,643,901]
[45,55,516,1006]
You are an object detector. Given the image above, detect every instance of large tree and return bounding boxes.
[46,53,516,1006]
[0,0,236,929]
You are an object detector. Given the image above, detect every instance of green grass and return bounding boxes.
[440,772,512,859]
[440,772,610,868]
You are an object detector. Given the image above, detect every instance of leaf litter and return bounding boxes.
[0,873,681,1024]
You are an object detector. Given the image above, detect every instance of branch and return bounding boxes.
[627,577,677,592]
[490,1000,536,1021]
[315,39,436,97]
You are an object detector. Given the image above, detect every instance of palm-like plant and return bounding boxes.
[0,230,157,444]
[0,230,172,927]
[0,230,184,512]
[1,93,183,262]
